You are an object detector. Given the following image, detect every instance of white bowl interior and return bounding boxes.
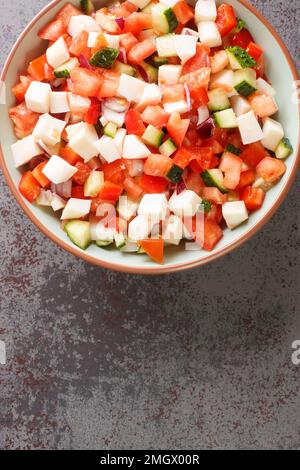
[0,0,299,271]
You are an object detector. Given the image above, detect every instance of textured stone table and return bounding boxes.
[0,0,299,450]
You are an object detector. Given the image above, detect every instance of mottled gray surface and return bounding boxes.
[0,0,299,450]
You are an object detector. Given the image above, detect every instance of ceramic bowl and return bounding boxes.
[0,0,299,274]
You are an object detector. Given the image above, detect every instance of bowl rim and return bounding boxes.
[0,0,299,275]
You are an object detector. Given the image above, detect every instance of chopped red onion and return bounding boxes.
[79,53,92,69]
[50,78,65,88]
[66,78,73,92]
[118,47,127,64]
[197,117,215,139]
[115,17,125,30]
[51,180,72,198]
[64,112,71,123]
[197,105,209,126]
[136,65,149,83]
[183,83,191,110]
[176,179,187,194]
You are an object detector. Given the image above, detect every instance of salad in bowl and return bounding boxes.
[7,0,296,265]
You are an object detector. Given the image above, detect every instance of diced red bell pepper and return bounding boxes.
[139,174,168,194]
[123,176,144,200]
[71,185,86,199]
[246,42,264,61]
[230,28,254,49]
[125,109,146,136]
[237,169,255,190]
[138,239,164,264]
[241,186,265,211]
[19,172,41,203]
[182,44,210,75]
[60,146,83,166]
[31,161,50,189]
[102,160,126,186]
[99,181,123,201]
[192,146,214,171]
[216,4,237,37]
[240,142,270,168]
[84,98,101,125]
[173,2,194,25]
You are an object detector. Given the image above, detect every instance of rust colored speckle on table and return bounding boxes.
[0,0,300,450]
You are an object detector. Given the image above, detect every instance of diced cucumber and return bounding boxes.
[90,48,119,69]
[234,68,257,96]
[96,240,113,247]
[225,143,241,156]
[275,137,293,160]
[54,58,79,78]
[84,171,104,197]
[112,60,136,76]
[226,46,256,70]
[142,1,155,14]
[201,169,228,194]
[156,34,177,57]
[142,125,164,147]
[80,0,95,14]
[201,199,212,214]
[104,121,118,138]
[137,246,146,254]
[148,54,169,68]
[208,88,230,112]
[114,231,126,249]
[137,61,158,83]
[152,3,178,34]
[233,19,247,34]
[64,221,91,250]
[214,108,237,129]
[159,138,177,157]
[167,164,183,183]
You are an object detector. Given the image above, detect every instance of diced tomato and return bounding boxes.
[254,55,265,79]
[206,204,223,224]
[139,174,168,193]
[201,187,227,205]
[123,176,143,200]
[189,159,203,173]
[141,105,169,129]
[184,127,202,144]
[95,9,122,34]
[168,56,181,65]
[172,147,191,169]
[180,68,211,94]
[9,103,39,139]
[202,138,224,154]
[219,152,242,190]
[240,142,270,168]
[256,157,286,183]
[99,181,124,201]
[127,39,156,64]
[237,169,255,190]
[38,18,66,42]
[166,112,190,147]
[248,92,278,119]
[144,154,173,178]
[56,3,81,28]
[84,98,101,125]
[91,32,108,55]
[19,171,41,203]
[123,13,152,36]
[27,54,48,81]
[125,109,146,136]
[226,129,244,150]
[69,30,90,58]
[190,146,214,171]
[230,28,254,48]
[28,155,47,171]
[87,157,102,170]
[90,197,115,213]
[216,4,237,37]
[31,161,50,189]
[182,44,210,75]
[162,83,185,103]
[119,33,139,53]
[241,186,265,211]
[70,68,103,98]
[246,42,264,61]
[185,172,204,195]
[44,62,55,81]
[173,2,194,25]
[139,238,164,264]
[210,50,229,74]
[98,70,120,99]
[72,162,92,185]
[195,219,223,251]
[12,76,32,103]
[102,160,126,185]
[71,185,86,199]
[109,1,138,18]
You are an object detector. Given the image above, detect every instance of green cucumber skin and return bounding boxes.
[233,19,247,34]
[275,138,293,159]
[80,0,95,15]
[90,48,119,69]
[201,170,228,194]
[226,143,241,156]
[148,54,169,68]
[226,46,257,68]
[64,221,91,250]
[167,165,183,183]
[54,70,70,78]
[201,199,212,214]
[234,80,257,97]
[164,8,178,33]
